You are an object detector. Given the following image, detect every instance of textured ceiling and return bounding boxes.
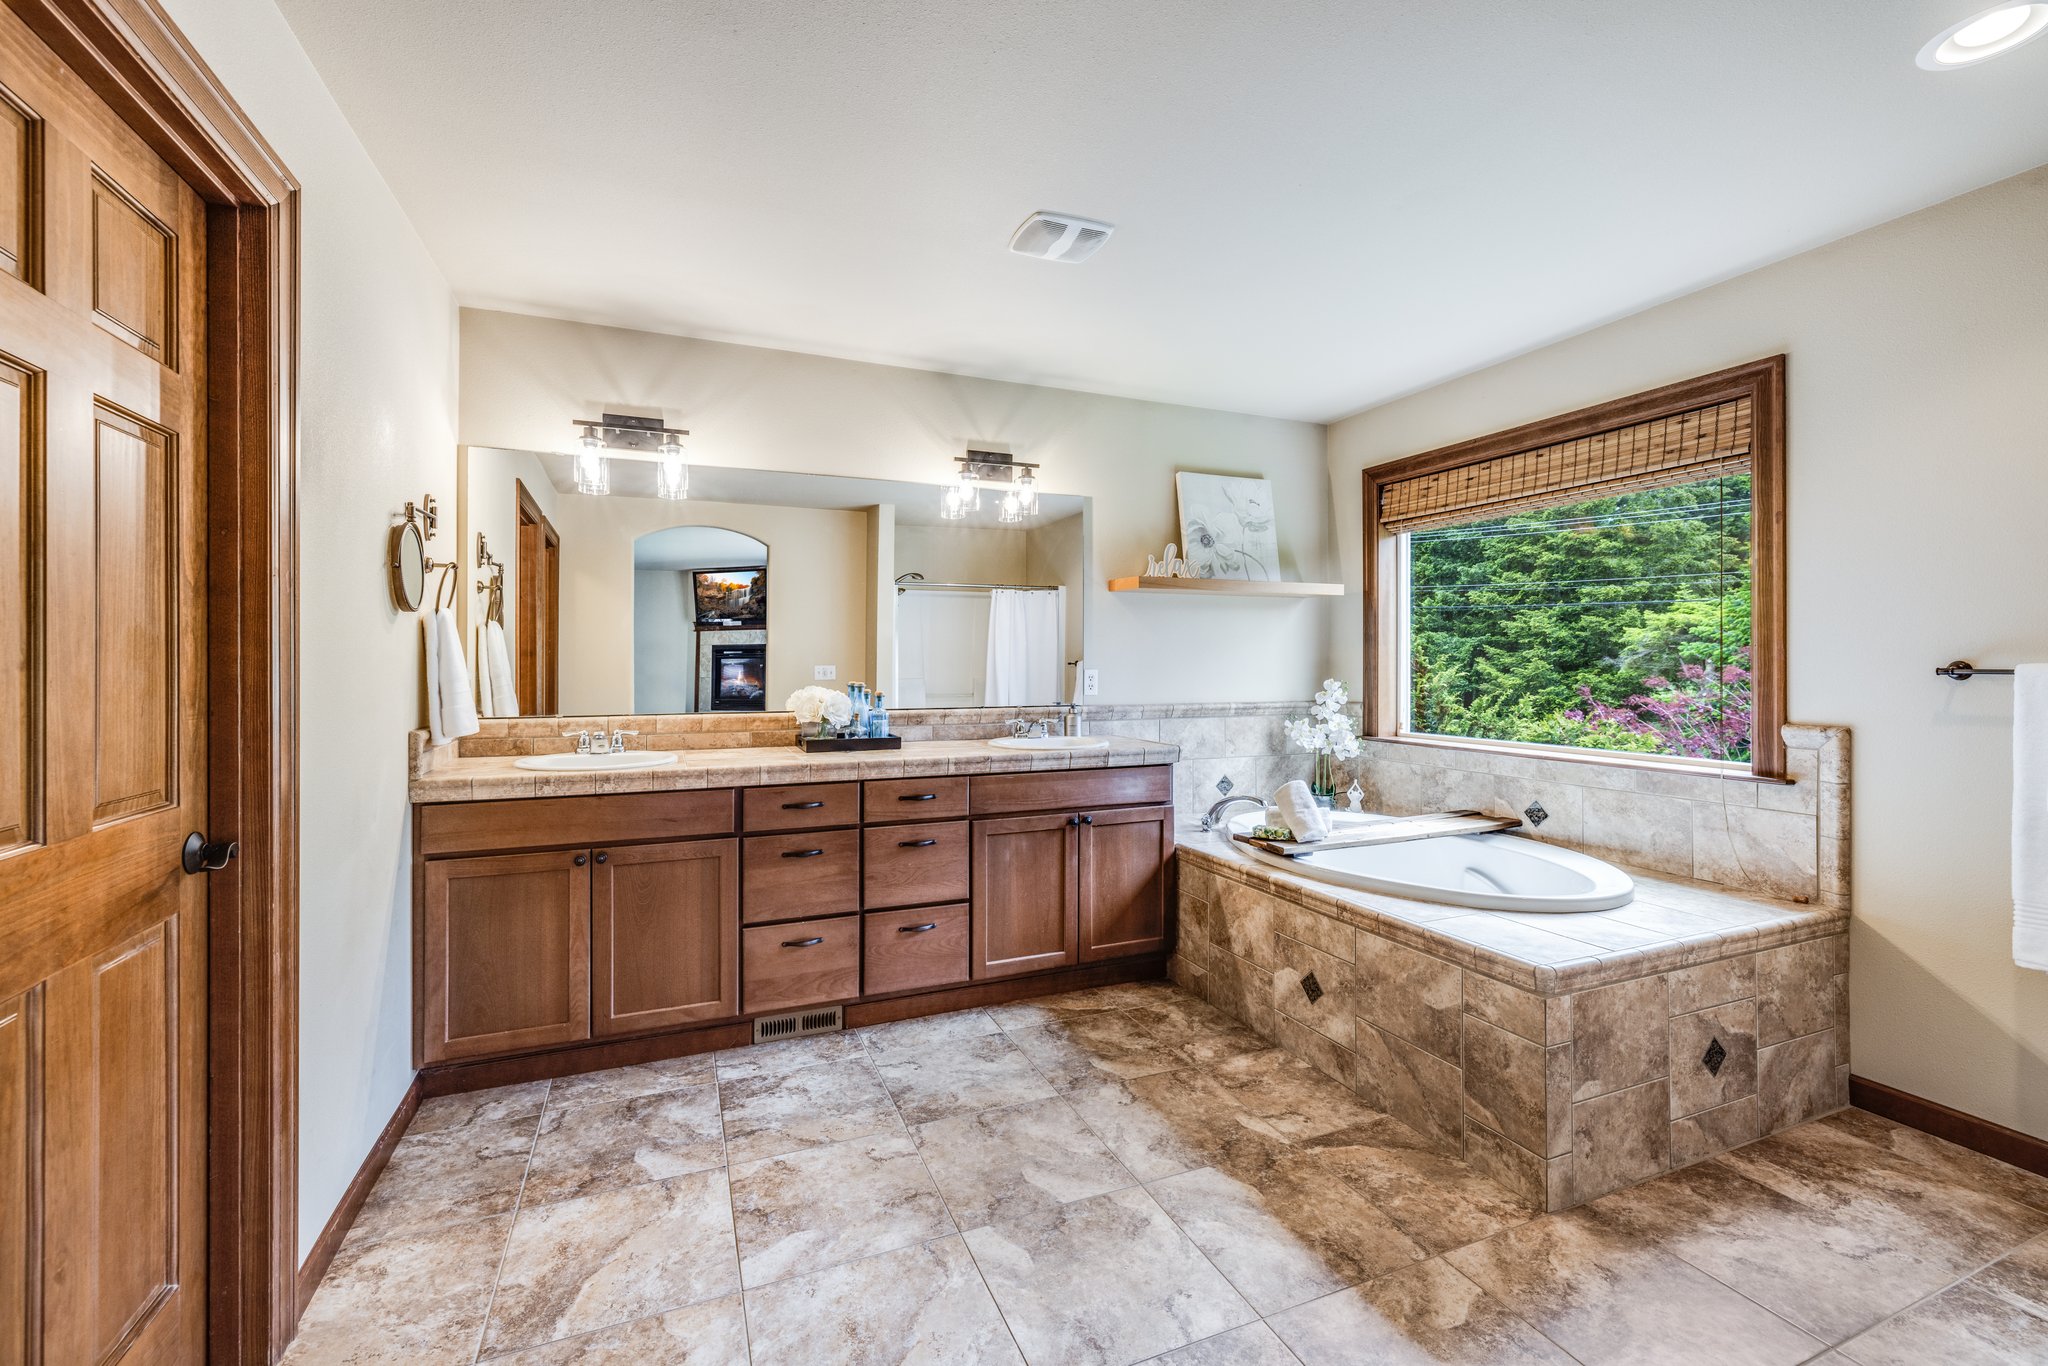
[278,0,2048,420]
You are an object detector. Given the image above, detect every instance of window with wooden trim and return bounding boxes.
[1363,357,1787,778]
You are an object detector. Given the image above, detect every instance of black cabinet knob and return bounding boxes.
[573,854,587,867]
[594,851,608,864]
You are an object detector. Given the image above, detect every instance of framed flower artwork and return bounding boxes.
[1175,473,1280,580]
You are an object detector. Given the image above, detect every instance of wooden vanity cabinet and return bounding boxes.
[971,813,1081,979]
[1078,804,1174,961]
[421,849,593,1063]
[592,839,740,1036]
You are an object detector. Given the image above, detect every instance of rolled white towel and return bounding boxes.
[1275,779,1331,843]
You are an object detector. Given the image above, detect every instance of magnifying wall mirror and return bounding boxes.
[389,519,427,611]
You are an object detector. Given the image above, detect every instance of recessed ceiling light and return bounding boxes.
[1918,4,2048,68]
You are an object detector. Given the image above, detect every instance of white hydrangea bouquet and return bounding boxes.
[1286,678,1362,802]
[786,685,854,739]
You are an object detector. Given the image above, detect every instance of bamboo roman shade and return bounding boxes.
[1378,395,1753,534]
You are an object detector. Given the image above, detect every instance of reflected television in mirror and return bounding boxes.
[693,566,767,626]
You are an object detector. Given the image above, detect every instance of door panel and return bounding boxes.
[1079,805,1173,962]
[970,813,1078,979]
[0,8,209,1360]
[422,850,591,1062]
[593,838,739,1035]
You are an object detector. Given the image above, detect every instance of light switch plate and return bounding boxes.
[1083,669,1100,696]
[814,664,836,680]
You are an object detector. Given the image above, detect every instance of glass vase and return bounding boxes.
[814,719,836,740]
[1311,751,1338,806]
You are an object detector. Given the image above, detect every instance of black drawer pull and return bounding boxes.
[898,922,938,934]
[898,793,938,802]
[782,936,826,948]
[782,800,826,810]
[898,838,938,848]
[781,848,826,859]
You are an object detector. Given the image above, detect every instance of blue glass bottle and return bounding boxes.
[867,693,889,739]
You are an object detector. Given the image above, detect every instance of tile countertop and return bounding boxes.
[408,735,1182,804]
[1175,822,1847,997]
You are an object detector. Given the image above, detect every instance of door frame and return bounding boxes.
[514,477,558,714]
[8,0,302,1359]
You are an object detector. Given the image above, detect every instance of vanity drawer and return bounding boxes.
[863,904,970,996]
[863,776,969,823]
[862,820,969,909]
[742,828,861,924]
[742,782,860,832]
[969,766,1173,817]
[417,789,738,857]
[743,914,861,1014]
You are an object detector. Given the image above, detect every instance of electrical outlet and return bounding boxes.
[1083,669,1100,696]
[814,664,836,680]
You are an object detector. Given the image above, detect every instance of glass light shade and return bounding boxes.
[656,456,689,500]
[574,434,609,495]
[1014,470,1038,515]
[939,482,970,520]
[998,489,1024,524]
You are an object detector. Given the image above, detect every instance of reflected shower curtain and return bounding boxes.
[983,588,1064,706]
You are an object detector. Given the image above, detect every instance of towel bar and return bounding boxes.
[1936,660,2016,681]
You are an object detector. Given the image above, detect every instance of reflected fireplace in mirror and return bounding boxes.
[712,643,767,711]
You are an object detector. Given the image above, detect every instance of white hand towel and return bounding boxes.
[2014,664,2048,971]
[475,623,496,717]
[486,619,519,718]
[423,611,447,746]
[1275,779,1331,844]
[434,608,480,741]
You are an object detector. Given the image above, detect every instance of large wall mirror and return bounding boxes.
[460,449,1091,717]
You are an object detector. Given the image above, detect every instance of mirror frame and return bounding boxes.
[388,519,427,612]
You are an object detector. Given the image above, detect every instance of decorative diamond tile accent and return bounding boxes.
[1300,972,1324,1005]
[1702,1037,1727,1076]
[1524,801,1549,828]
[1215,775,1234,796]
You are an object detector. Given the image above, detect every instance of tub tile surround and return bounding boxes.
[1174,838,1851,1212]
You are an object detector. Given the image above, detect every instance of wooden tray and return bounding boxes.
[797,734,904,753]
[1233,809,1520,858]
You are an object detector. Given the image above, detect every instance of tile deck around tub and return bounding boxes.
[287,984,2048,1366]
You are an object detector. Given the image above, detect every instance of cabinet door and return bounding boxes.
[1079,804,1174,962]
[593,839,740,1036]
[971,813,1080,979]
[422,849,591,1063]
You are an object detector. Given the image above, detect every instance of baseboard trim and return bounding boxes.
[295,1075,422,1316]
[420,957,1168,1099]
[1850,1074,2048,1178]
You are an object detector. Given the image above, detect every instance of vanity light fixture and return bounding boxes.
[942,450,1040,522]
[570,413,692,498]
[1918,3,2048,67]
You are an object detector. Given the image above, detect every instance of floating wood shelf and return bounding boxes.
[1106,576,1345,597]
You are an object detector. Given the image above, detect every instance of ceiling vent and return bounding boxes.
[1008,211,1114,263]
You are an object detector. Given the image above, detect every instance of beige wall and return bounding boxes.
[893,523,1031,586]
[547,494,869,713]
[160,0,459,1258]
[457,309,1335,705]
[1328,166,2048,1140]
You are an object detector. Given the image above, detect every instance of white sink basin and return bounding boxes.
[513,751,679,772]
[987,735,1109,751]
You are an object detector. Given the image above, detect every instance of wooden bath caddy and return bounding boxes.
[1233,809,1521,858]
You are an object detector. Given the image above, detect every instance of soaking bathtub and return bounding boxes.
[1221,810,1634,912]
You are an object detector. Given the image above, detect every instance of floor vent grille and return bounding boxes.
[752,1005,844,1044]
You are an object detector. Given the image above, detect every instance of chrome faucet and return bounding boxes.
[1202,793,1268,832]
[563,729,595,755]
[1009,717,1051,739]
[607,729,638,754]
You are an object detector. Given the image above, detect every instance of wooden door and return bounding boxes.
[0,9,210,1361]
[970,813,1079,979]
[422,850,591,1062]
[1079,805,1174,962]
[592,838,739,1036]
[515,478,559,715]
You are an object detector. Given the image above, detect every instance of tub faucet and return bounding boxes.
[1202,793,1268,832]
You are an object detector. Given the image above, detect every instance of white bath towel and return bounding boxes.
[2014,664,2048,971]
[475,623,496,718]
[1275,779,1331,844]
[485,619,519,718]
[423,611,447,746]
[432,606,479,741]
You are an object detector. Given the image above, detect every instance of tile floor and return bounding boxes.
[288,981,2048,1365]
